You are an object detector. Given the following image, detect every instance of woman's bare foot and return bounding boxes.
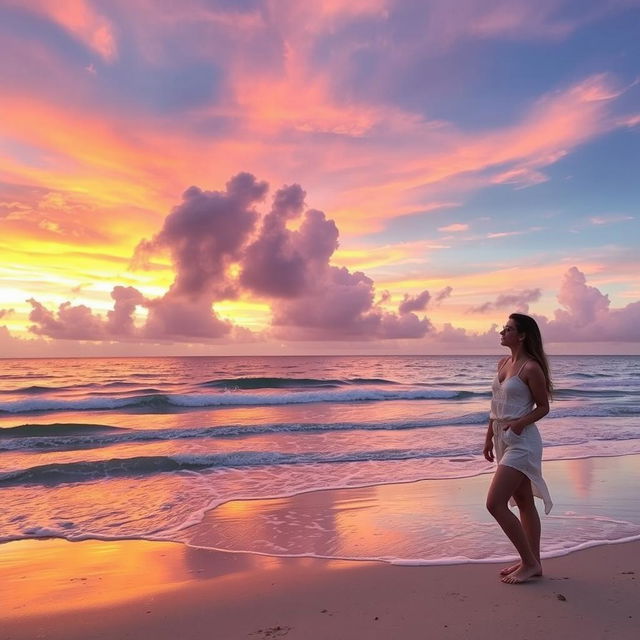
[499,562,543,577]
[501,562,542,584]
[499,563,521,576]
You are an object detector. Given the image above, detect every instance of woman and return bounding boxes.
[483,312,553,584]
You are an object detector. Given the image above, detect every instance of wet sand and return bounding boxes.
[2,454,639,639]
[1,536,638,640]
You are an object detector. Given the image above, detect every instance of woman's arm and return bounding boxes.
[484,357,506,462]
[483,419,495,462]
[504,361,550,435]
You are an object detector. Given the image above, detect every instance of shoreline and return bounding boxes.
[2,454,640,564]
[2,454,639,638]
[2,537,638,639]
[176,453,640,565]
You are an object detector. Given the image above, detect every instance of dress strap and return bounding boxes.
[516,359,530,377]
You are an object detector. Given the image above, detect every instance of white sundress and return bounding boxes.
[490,361,553,515]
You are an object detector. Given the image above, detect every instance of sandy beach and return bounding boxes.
[1,536,638,640]
[3,452,640,640]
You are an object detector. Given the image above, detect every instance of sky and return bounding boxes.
[1,0,639,357]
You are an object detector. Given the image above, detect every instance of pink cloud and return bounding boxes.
[239,183,432,340]
[536,267,640,342]
[438,223,469,232]
[134,173,269,340]
[270,266,432,340]
[135,174,268,300]
[239,184,337,298]
[471,289,542,314]
[28,298,107,340]
[106,286,146,336]
[589,215,634,225]
[533,267,640,343]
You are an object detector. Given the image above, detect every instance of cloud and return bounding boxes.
[133,173,268,340]
[270,266,432,340]
[399,290,431,314]
[556,267,609,323]
[589,215,634,225]
[22,174,640,348]
[491,166,549,188]
[28,298,107,340]
[239,184,334,297]
[532,267,640,342]
[438,223,469,232]
[106,286,146,336]
[239,183,433,340]
[136,173,268,299]
[435,286,453,303]
[143,296,232,340]
[26,174,433,343]
[471,288,542,313]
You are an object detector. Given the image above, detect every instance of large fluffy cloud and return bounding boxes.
[24,173,638,347]
[135,173,268,299]
[539,267,640,342]
[134,172,268,339]
[27,174,433,342]
[240,183,432,340]
[28,298,107,340]
[27,285,146,341]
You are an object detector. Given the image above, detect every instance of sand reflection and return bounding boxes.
[0,538,271,618]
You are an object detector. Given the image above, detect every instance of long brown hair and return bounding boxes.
[510,313,553,397]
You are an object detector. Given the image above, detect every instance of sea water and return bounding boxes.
[1,355,639,564]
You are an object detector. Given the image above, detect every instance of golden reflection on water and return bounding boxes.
[564,457,595,498]
[183,476,490,562]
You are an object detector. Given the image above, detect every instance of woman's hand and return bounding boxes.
[483,438,494,462]
[502,422,522,436]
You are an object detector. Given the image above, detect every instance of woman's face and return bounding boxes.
[499,318,521,348]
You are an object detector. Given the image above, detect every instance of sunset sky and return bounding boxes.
[1,0,639,356]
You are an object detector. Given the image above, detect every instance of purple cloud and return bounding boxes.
[28,174,437,344]
[555,266,610,324]
[399,290,431,314]
[136,173,268,300]
[28,298,106,340]
[239,185,432,340]
[143,296,232,339]
[269,262,431,341]
[435,286,453,303]
[106,286,146,336]
[132,172,269,340]
[471,288,541,313]
[239,184,331,298]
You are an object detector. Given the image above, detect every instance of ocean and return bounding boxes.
[1,355,639,564]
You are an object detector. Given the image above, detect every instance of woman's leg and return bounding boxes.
[486,465,542,583]
[500,478,542,576]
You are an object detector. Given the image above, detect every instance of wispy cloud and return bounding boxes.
[589,215,634,225]
[439,223,467,234]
